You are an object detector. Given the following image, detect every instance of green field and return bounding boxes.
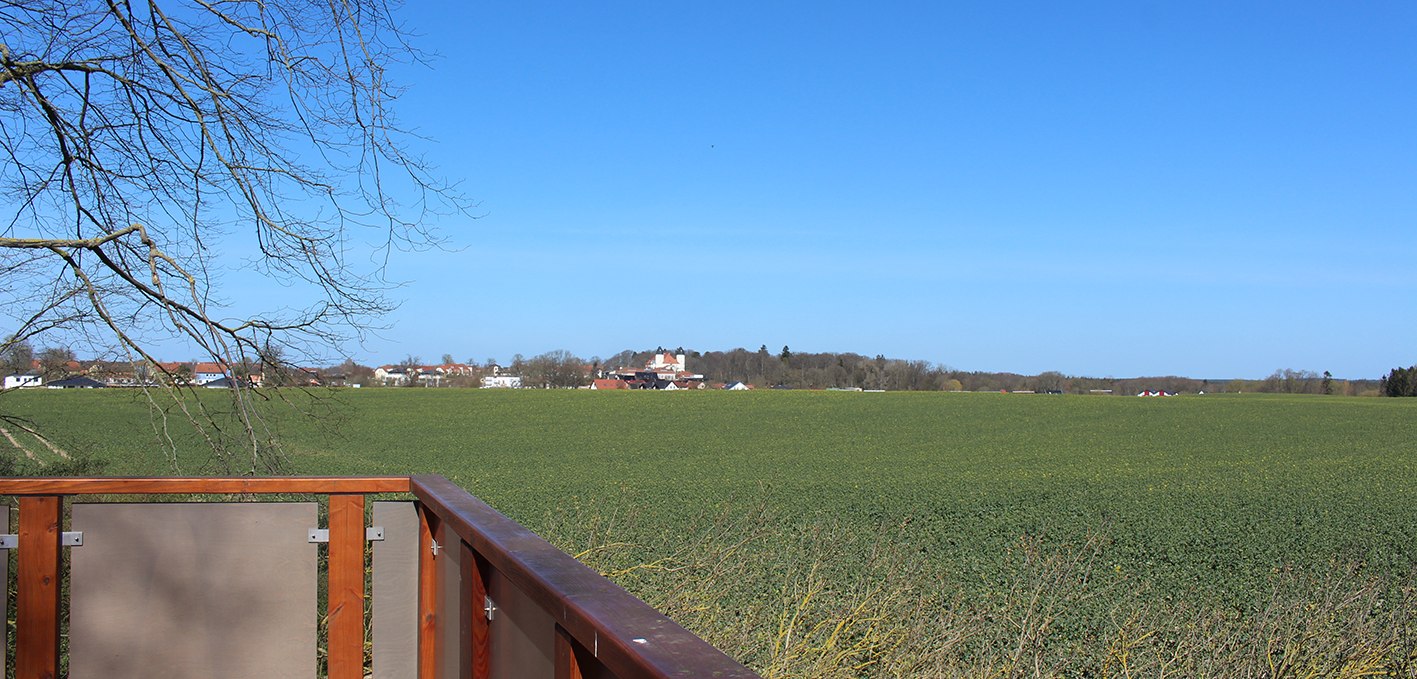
[5,389,1416,676]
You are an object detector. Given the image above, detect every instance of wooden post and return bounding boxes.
[462,542,491,679]
[16,496,61,679]
[417,503,441,679]
[327,494,366,679]
[554,625,585,679]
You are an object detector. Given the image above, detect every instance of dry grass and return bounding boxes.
[545,505,1417,679]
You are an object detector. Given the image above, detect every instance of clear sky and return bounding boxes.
[297,2,1415,378]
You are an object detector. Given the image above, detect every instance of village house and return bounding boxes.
[192,362,227,384]
[481,374,522,389]
[3,373,43,389]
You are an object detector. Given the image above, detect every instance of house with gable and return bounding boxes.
[192,362,228,384]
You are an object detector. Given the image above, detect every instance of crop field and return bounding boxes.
[4,389,1416,676]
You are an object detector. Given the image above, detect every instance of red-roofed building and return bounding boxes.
[192,362,227,384]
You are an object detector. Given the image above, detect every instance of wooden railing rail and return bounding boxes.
[0,476,761,679]
[411,474,758,679]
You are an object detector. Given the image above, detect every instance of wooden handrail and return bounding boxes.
[411,474,759,679]
[0,476,410,495]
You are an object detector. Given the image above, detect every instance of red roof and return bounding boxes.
[592,379,628,390]
[193,362,226,374]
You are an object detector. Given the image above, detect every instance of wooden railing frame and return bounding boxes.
[0,476,760,679]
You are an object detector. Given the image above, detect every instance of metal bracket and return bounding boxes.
[308,526,385,543]
[430,539,441,556]
[484,595,497,621]
[0,532,83,548]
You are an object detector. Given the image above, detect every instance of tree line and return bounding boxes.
[6,337,1393,396]
[597,347,1384,395]
[1380,366,1417,397]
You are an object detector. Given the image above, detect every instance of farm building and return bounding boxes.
[46,376,106,389]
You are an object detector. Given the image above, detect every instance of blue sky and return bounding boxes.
[301,1,1414,378]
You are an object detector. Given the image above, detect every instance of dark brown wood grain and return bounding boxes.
[417,502,442,679]
[555,625,586,679]
[411,475,760,679]
[463,541,492,679]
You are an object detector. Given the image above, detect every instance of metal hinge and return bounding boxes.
[307,526,386,543]
[484,595,497,621]
[0,532,83,548]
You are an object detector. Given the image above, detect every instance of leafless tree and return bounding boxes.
[0,0,470,472]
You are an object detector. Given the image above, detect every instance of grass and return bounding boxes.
[3,388,1416,675]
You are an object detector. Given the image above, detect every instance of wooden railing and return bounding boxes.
[0,476,760,679]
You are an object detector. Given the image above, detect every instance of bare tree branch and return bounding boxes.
[0,0,471,472]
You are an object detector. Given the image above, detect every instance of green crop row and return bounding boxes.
[3,389,1415,675]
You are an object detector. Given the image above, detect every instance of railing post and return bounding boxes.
[554,625,586,679]
[16,496,61,679]
[462,542,491,679]
[418,502,442,679]
[327,494,366,679]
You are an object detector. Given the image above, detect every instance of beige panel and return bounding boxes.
[372,501,418,679]
[69,503,318,679]
[489,568,554,679]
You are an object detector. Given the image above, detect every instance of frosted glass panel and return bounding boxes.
[372,501,418,679]
[438,523,467,679]
[489,567,554,679]
[69,503,318,679]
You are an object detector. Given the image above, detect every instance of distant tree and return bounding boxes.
[1,339,34,375]
[1322,370,1333,395]
[171,363,194,385]
[524,350,586,388]
[37,347,77,379]
[1262,368,1320,394]
[1035,371,1067,393]
[1381,366,1416,397]
[259,342,295,387]
[780,345,792,362]
[399,355,422,388]
[441,354,456,365]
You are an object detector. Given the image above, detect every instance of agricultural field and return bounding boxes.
[4,389,1416,676]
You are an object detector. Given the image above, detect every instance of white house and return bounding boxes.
[374,366,410,386]
[192,362,227,384]
[3,374,43,389]
[481,375,522,389]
